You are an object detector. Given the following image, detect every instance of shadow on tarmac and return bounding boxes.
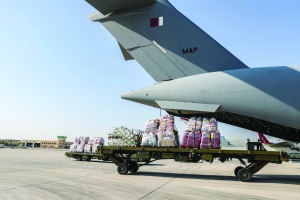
[71,160,113,164]
[129,172,300,185]
[145,164,165,166]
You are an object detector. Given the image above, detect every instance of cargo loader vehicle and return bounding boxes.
[65,142,288,182]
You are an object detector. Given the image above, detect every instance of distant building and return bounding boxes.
[22,136,73,149]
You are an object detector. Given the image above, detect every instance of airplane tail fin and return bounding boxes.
[258,133,273,144]
[87,0,248,82]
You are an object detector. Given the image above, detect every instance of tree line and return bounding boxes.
[0,141,23,147]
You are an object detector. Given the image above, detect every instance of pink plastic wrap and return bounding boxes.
[84,144,91,153]
[186,117,196,131]
[196,117,202,131]
[180,131,190,148]
[194,131,201,148]
[93,137,104,145]
[211,130,221,149]
[74,137,80,145]
[201,118,210,131]
[75,144,85,153]
[187,132,195,148]
[200,130,211,148]
[80,137,90,146]
[180,131,201,148]
[210,117,218,132]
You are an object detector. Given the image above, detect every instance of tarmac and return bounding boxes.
[0,149,299,200]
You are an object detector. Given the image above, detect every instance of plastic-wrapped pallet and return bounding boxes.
[148,132,157,147]
[209,117,218,132]
[196,117,202,131]
[180,131,190,148]
[94,137,104,146]
[151,119,160,135]
[211,129,221,149]
[200,130,211,149]
[194,131,201,148]
[201,117,210,131]
[187,132,195,148]
[107,127,126,146]
[180,131,193,148]
[76,144,85,153]
[157,115,177,147]
[92,144,99,153]
[69,144,77,152]
[166,115,174,132]
[84,144,91,153]
[74,137,80,145]
[141,133,149,146]
[80,137,89,146]
[159,116,167,131]
[144,120,152,134]
[108,127,141,147]
[186,117,196,131]
[160,131,176,147]
[157,131,163,146]
[88,137,94,145]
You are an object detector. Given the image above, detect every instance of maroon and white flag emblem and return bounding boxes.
[150,16,163,27]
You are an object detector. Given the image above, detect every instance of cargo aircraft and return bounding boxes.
[86,0,300,142]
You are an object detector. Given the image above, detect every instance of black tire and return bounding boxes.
[117,163,129,175]
[234,166,244,177]
[238,168,253,182]
[102,156,109,161]
[129,163,139,173]
[86,157,91,161]
[76,156,82,161]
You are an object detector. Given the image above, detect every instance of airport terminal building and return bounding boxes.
[23,136,73,149]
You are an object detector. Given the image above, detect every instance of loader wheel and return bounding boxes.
[86,157,91,161]
[129,163,139,173]
[117,163,129,175]
[76,156,82,161]
[102,156,109,161]
[238,168,253,182]
[234,166,244,177]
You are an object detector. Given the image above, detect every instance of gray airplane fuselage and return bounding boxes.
[122,66,300,142]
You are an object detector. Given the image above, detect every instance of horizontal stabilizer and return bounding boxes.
[156,101,220,112]
[269,142,291,147]
[86,0,157,15]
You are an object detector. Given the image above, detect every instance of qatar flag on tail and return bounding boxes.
[150,16,163,27]
[258,133,273,144]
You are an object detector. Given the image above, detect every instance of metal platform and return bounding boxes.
[65,142,288,182]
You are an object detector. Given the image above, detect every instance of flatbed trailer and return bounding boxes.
[65,152,109,161]
[65,142,289,182]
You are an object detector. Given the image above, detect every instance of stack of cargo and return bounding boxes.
[200,118,211,149]
[199,117,221,149]
[157,115,177,147]
[83,137,92,153]
[180,117,202,148]
[92,137,105,153]
[69,137,79,152]
[108,127,142,147]
[142,119,159,147]
[68,136,104,153]
[69,144,77,152]
[76,136,89,153]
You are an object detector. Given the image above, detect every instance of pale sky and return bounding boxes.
[0,0,299,142]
